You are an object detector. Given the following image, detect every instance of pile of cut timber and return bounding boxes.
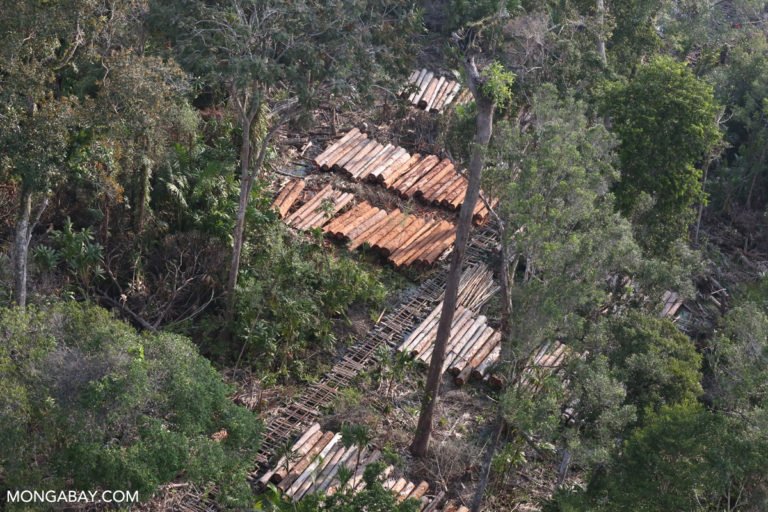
[518,341,570,393]
[325,201,456,267]
[283,184,354,230]
[660,290,685,319]
[403,69,471,113]
[399,304,501,386]
[273,179,306,218]
[313,129,492,223]
[398,265,502,385]
[257,423,434,508]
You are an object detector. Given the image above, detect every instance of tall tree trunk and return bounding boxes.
[135,161,151,233]
[597,0,607,66]
[225,116,254,325]
[13,189,33,308]
[410,58,495,457]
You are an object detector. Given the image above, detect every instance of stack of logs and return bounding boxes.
[325,201,456,267]
[257,423,434,508]
[398,265,502,386]
[272,185,457,268]
[403,69,471,113]
[283,184,354,230]
[313,129,492,223]
[518,341,571,393]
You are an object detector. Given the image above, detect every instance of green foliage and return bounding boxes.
[480,62,516,109]
[485,86,640,351]
[36,218,105,291]
[444,0,520,32]
[592,402,768,511]
[235,226,387,377]
[0,302,261,507]
[707,302,768,415]
[600,56,722,251]
[600,312,702,422]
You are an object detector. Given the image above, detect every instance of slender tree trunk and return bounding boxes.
[471,418,504,512]
[596,0,607,66]
[135,161,151,233]
[225,116,254,325]
[13,189,33,308]
[410,58,495,457]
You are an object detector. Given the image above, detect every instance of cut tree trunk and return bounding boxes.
[410,56,495,457]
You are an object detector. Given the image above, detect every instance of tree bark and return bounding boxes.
[225,114,254,325]
[13,189,33,308]
[135,160,151,233]
[597,0,607,66]
[410,57,495,457]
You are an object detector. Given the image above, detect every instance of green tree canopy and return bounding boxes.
[0,301,261,507]
[601,56,721,252]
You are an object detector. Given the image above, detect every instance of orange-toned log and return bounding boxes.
[363,146,405,180]
[423,76,446,111]
[407,481,430,501]
[333,138,371,172]
[323,202,369,236]
[415,225,457,265]
[345,208,388,242]
[369,147,408,181]
[328,202,379,238]
[274,179,306,218]
[285,184,333,227]
[403,158,451,198]
[352,210,404,251]
[457,331,501,382]
[402,220,454,266]
[262,423,322,485]
[324,131,366,169]
[378,216,426,256]
[391,155,440,197]
[372,215,420,254]
[276,430,333,489]
[450,326,495,375]
[471,338,502,380]
[429,174,462,205]
[440,177,467,207]
[354,143,397,180]
[296,191,352,230]
[382,154,423,186]
[293,189,342,230]
[388,221,443,267]
[315,128,360,168]
[415,160,455,200]
[348,209,402,251]
[337,139,381,176]
[345,142,385,178]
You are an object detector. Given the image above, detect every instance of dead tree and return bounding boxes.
[410,55,496,457]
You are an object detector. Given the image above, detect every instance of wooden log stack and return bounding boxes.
[312,130,492,224]
[284,184,355,230]
[516,341,571,393]
[398,264,502,386]
[257,423,435,508]
[403,69,471,113]
[324,201,457,267]
[272,179,306,218]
